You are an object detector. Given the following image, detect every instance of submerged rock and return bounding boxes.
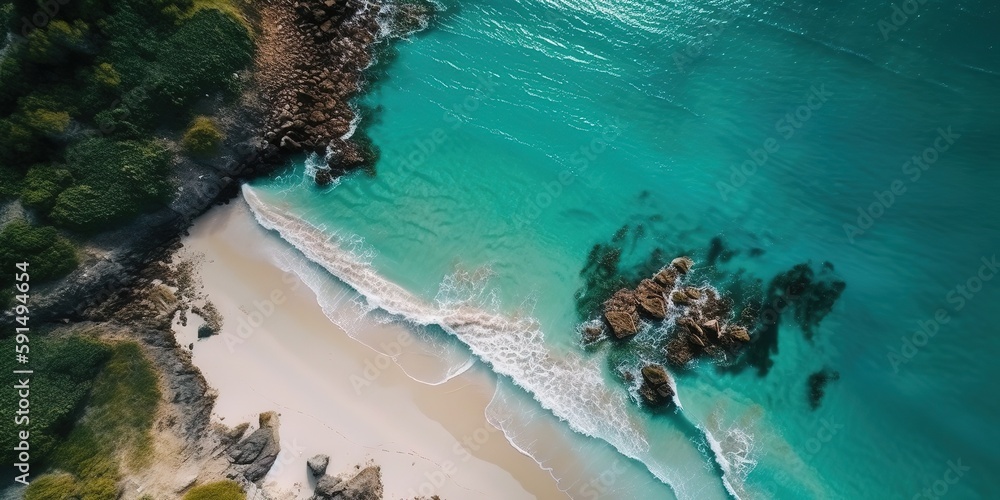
[315,168,334,186]
[639,364,675,407]
[603,288,640,338]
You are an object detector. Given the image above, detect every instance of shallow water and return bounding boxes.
[249,0,1000,497]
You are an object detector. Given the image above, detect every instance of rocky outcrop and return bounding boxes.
[227,412,281,483]
[603,288,640,338]
[256,0,435,180]
[308,454,330,477]
[635,278,667,319]
[638,364,675,407]
[312,465,383,500]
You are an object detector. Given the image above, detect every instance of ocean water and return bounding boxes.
[248,0,1000,498]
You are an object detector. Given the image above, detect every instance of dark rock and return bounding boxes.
[315,168,334,186]
[227,412,281,483]
[581,322,605,344]
[197,323,215,338]
[638,364,675,406]
[670,290,692,306]
[702,319,720,340]
[603,288,640,338]
[653,267,677,288]
[308,454,330,477]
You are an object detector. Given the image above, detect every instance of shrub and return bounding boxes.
[25,20,91,65]
[183,480,246,500]
[0,221,78,283]
[21,166,75,213]
[51,138,173,231]
[182,117,224,155]
[93,62,121,87]
[149,9,252,109]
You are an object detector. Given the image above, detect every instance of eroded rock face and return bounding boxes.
[603,288,640,338]
[639,364,675,407]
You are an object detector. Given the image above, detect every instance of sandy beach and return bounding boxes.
[174,197,569,500]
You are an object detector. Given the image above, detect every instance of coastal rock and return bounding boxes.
[635,278,667,319]
[670,290,692,306]
[581,322,605,344]
[603,288,640,338]
[315,168,334,186]
[726,325,751,343]
[671,256,694,274]
[197,323,215,338]
[227,412,281,483]
[308,454,330,477]
[313,466,382,500]
[652,267,677,288]
[666,337,695,368]
[702,319,720,341]
[638,364,675,406]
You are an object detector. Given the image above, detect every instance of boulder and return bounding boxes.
[670,290,692,306]
[638,364,675,406]
[702,319,720,340]
[308,454,330,477]
[726,325,751,343]
[227,412,281,483]
[635,278,667,319]
[666,338,694,368]
[671,256,694,274]
[315,168,334,186]
[197,323,215,338]
[313,466,382,500]
[652,267,677,288]
[603,289,640,338]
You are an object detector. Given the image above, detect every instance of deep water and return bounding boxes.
[249,0,1000,497]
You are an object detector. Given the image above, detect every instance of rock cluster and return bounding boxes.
[226,412,281,483]
[312,465,383,500]
[256,0,434,181]
[308,454,330,477]
[638,364,675,407]
[601,256,692,338]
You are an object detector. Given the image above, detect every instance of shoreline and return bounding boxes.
[176,197,570,499]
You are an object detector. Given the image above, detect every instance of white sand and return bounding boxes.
[175,198,569,500]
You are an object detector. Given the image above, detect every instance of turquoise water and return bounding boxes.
[250,0,1000,497]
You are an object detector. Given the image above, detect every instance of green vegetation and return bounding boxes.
[0,335,112,467]
[0,221,79,285]
[20,340,161,499]
[183,480,247,500]
[183,116,225,156]
[0,0,254,234]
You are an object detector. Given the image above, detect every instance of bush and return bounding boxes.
[25,20,91,65]
[51,138,172,231]
[182,117,224,155]
[21,166,74,213]
[149,9,252,109]
[183,480,246,500]
[0,221,78,284]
